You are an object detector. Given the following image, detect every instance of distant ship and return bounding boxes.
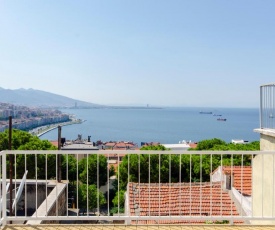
[213,114,222,116]
[199,111,212,114]
[217,118,227,121]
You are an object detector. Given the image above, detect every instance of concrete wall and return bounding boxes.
[26,182,68,225]
[260,133,275,150]
[42,183,67,224]
[22,184,53,210]
[254,129,275,150]
[252,131,275,224]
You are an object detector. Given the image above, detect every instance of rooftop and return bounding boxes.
[127,182,241,225]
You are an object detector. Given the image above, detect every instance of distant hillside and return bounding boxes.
[0,87,103,108]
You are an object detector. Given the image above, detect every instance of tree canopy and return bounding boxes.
[0,129,57,151]
[116,138,259,190]
[191,138,260,151]
[140,144,167,150]
[78,154,108,186]
[78,183,106,213]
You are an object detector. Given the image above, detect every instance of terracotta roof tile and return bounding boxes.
[221,166,252,196]
[127,182,243,224]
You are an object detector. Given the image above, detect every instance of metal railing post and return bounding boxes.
[2,151,7,226]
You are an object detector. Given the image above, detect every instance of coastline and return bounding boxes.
[29,118,85,137]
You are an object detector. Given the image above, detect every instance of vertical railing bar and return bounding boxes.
[86,153,89,216]
[128,152,131,223]
[36,153,38,218]
[272,86,274,128]
[2,151,7,226]
[268,86,269,127]
[179,153,182,217]
[266,85,268,128]
[55,152,58,217]
[0,154,2,221]
[270,86,272,128]
[231,153,233,218]
[229,152,235,225]
[25,153,27,217]
[273,153,274,217]
[263,85,268,128]
[200,153,202,217]
[270,85,272,127]
[148,153,151,217]
[241,154,244,217]
[220,153,223,217]
[158,152,161,224]
[169,153,171,218]
[261,154,265,218]
[210,153,213,217]
[117,152,120,216]
[97,153,100,217]
[260,85,262,128]
[14,153,17,217]
[138,152,140,219]
[76,153,79,217]
[272,85,273,128]
[265,87,270,128]
[269,86,274,129]
[189,153,192,219]
[251,153,254,219]
[273,85,275,129]
[107,152,110,217]
[66,153,68,217]
[265,87,269,128]
[46,153,48,217]
[266,86,268,128]
[107,152,111,216]
[264,85,266,128]
[273,85,274,128]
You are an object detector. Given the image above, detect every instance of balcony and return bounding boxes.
[1,149,275,229]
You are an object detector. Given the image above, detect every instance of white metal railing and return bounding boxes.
[260,83,275,129]
[0,150,275,226]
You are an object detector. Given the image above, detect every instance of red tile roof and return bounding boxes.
[104,141,138,150]
[220,166,252,196]
[128,182,242,224]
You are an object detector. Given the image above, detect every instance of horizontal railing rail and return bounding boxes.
[0,150,274,226]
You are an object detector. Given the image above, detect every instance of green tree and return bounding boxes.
[110,189,125,214]
[0,129,57,179]
[140,144,167,150]
[0,129,56,151]
[78,154,108,186]
[190,138,259,151]
[78,183,106,213]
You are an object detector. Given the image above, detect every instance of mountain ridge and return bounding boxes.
[0,87,103,108]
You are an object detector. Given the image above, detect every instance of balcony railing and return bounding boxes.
[0,150,274,226]
[260,83,275,129]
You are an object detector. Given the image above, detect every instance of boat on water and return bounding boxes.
[199,111,212,114]
[217,118,227,121]
[213,114,222,116]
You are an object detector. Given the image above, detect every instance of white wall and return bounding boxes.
[252,152,275,224]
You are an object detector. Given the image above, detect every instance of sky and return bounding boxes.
[0,1,275,108]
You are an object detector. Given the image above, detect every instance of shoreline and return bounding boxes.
[29,119,85,137]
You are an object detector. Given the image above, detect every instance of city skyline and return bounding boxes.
[1,1,275,108]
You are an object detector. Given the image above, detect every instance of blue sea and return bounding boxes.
[39,107,260,145]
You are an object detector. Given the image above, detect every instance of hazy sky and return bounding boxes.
[1,1,274,108]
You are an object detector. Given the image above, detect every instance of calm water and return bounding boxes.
[40,107,260,145]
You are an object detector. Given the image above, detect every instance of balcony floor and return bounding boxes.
[2,225,275,230]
